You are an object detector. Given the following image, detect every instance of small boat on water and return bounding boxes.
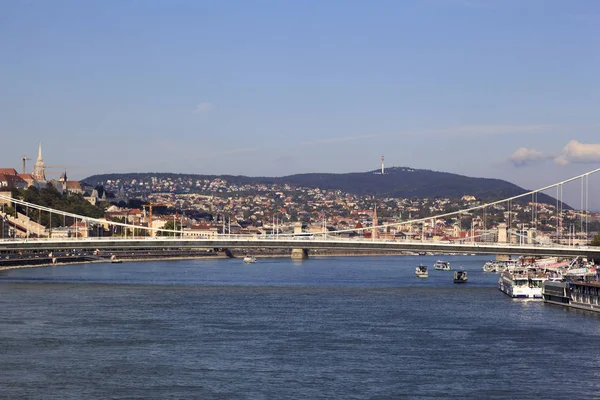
[110,255,122,264]
[434,260,451,271]
[482,261,498,272]
[453,269,468,283]
[415,265,429,278]
[243,256,257,264]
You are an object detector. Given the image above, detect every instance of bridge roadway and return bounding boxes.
[0,236,598,258]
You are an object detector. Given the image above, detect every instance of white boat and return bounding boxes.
[482,261,499,272]
[243,256,257,264]
[415,265,428,278]
[498,268,547,299]
[453,269,468,283]
[434,260,451,271]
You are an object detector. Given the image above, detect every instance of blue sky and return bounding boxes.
[1,0,599,206]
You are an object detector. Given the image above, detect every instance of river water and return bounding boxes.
[1,255,599,399]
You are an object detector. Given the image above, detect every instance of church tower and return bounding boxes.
[59,170,68,193]
[32,143,46,181]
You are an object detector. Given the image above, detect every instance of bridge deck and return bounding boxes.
[0,237,597,258]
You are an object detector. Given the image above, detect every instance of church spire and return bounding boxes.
[37,142,43,162]
[33,142,46,181]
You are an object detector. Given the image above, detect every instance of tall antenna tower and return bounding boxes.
[381,155,385,175]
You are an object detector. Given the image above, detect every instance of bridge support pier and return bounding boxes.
[291,248,309,259]
[291,222,309,259]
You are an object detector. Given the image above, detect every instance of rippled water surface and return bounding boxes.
[1,255,600,399]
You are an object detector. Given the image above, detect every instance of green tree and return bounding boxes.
[591,232,600,247]
[157,220,181,236]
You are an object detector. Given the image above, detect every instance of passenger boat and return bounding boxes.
[498,267,547,299]
[243,256,257,264]
[543,279,600,313]
[415,265,429,278]
[453,269,468,283]
[434,260,451,271]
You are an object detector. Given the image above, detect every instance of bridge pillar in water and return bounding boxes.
[291,248,309,259]
[291,222,309,259]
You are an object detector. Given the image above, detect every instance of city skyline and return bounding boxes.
[1,0,599,202]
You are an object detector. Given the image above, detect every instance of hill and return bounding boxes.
[82,167,559,206]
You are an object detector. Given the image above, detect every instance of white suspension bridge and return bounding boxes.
[1,168,600,259]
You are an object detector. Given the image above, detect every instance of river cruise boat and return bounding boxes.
[543,279,600,313]
[434,260,451,271]
[498,268,547,299]
[243,256,257,264]
[453,270,468,283]
[415,265,428,278]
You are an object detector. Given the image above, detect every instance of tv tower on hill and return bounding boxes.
[381,156,385,175]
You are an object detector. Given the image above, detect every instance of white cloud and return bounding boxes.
[507,140,600,168]
[193,102,213,115]
[554,140,600,165]
[509,147,550,167]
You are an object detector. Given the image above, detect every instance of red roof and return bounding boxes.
[0,173,26,186]
[17,173,34,181]
[65,181,81,189]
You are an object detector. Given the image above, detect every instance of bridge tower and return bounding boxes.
[527,228,537,245]
[495,222,509,260]
[497,222,507,243]
[291,222,309,259]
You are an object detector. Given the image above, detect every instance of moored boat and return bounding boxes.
[243,256,257,264]
[498,267,547,299]
[415,265,428,278]
[453,269,468,283]
[482,260,501,272]
[543,279,600,313]
[434,260,451,271]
